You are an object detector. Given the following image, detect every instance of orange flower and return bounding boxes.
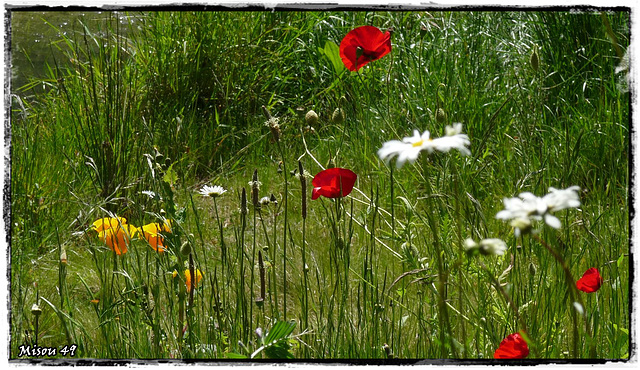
[98,224,137,255]
[139,220,172,253]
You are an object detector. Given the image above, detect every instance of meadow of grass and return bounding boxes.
[9,9,630,361]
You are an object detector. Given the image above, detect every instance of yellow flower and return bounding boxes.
[92,217,127,232]
[138,220,172,253]
[172,269,204,292]
[185,269,204,292]
[98,224,137,255]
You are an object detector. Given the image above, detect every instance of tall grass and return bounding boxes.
[10,9,629,360]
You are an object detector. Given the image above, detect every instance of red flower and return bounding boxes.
[311,168,357,200]
[339,26,392,72]
[576,267,603,293]
[494,332,529,359]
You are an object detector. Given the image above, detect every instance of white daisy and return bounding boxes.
[199,185,227,198]
[465,238,507,256]
[496,186,581,234]
[377,124,471,168]
[377,129,432,169]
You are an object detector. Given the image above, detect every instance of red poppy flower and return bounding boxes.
[576,267,603,293]
[339,26,392,72]
[494,332,529,359]
[312,168,357,200]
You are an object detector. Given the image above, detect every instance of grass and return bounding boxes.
[9,9,630,361]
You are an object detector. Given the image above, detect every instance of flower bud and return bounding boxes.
[528,262,537,276]
[436,108,447,124]
[332,108,345,124]
[383,343,394,359]
[180,241,191,256]
[420,23,428,39]
[530,45,539,72]
[31,303,42,317]
[60,248,68,265]
[305,110,319,126]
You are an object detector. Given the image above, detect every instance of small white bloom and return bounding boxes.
[259,196,271,206]
[377,129,432,169]
[141,190,158,199]
[464,238,478,251]
[497,186,581,234]
[199,185,227,198]
[543,186,581,212]
[465,238,507,256]
[377,124,471,168]
[479,238,508,255]
[573,301,584,316]
[444,122,463,136]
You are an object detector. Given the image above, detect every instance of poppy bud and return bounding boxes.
[419,23,428,39]
[530,45,539,72]
[436,108,447,124]
[332,108,345,124]
[60,248,68,265]
[180,241,191,256]
[528,262,537,276]
[31,303,42,317]
[305,110,319,126]
[383,343,394,359]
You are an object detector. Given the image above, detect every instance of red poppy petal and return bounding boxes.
[311,168,357,199]
[339,26,391,71]
[576,268,603,293]
[494,333,529,359]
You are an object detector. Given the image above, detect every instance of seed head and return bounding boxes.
[249,169,261,208]
[240,188,248,215]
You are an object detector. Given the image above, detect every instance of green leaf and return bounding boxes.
[226,352,248,359]
[264,341,294,359]
[251,320,297,359]
[264,320,297,345]
[163,162,178,187]
[323,41,345,75]
[617,253,624,268]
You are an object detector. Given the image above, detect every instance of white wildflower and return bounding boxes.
[199,185,227,198]
[465,238,507,256]
[377,124,471,168]
[496,186,581,234]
